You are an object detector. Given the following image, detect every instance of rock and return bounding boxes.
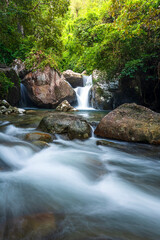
[90,70,119,110]
[32,140,50,148]
[81,70,87,75]
[1,212,56,240]
[95,103,160,144]
[23,66,77,108]
[0,67,20,106]
[38,113,92,140]
[56,100,77,112]
[0,100,26,115]
[17,108,26,114]
[25,132,54,142]
[0,99,10,108]
[12,59,28,79]
[63,69,83,88]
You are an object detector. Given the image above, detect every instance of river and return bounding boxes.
[0,110,160,240]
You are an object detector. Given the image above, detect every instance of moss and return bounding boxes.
[0,72,14,98]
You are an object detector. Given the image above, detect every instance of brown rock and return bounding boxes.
[25,132,54,142]
[23,66,77,108]
[63,69,83,88]
[94,103,160,144]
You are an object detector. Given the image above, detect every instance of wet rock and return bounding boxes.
[95,103,160,144]
[1,212,56,240]
[25,132,54,143]
[63,69,83,88]
[0,100,26,115]
[26,110,37,114]
[56,100,77,112]
[38,113,92,140]
[0,99,10,108]
[32,140,50,148]
[23,66,77,108]
[90,70,119,110]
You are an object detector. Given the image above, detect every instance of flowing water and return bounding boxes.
[0,110,160,240]
[75,75,93,110]
[19,83,35,108]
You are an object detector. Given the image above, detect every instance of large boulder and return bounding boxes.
[94,103,160,145]
[63,70,83,88]
[38,113,92,140]
[90,70,119,110]
[0,67,20,106]
[23,66,77,108]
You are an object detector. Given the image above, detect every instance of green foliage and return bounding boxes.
[0,0,69,67]
[61,0,160,84]
[0,72,14,98]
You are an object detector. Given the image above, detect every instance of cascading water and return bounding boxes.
[75,75,93,110]
[19,83,34,108]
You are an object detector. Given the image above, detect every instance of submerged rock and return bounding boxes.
[56,100,77,112]
[25,132,54,143]
[63,69,83,88]
[23,66,77,108]
[1,213,56,240]
[32,140,50,148]
[95,103,160,145]
[38,113,92,140]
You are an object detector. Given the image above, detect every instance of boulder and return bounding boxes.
[94,103,160,145]
[90,70,119,110]
[0,67,20,106]
[38,113,92,140]
[25,132,54,142]
[12,59,28,79]
[23,66,77,108]
[63,70,83,88]
[56,100,77,112]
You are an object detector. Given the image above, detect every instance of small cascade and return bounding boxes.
[75,75,93,110]
[19,83,34,108]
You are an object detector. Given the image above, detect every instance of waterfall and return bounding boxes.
[75,75,93,110]
[19,83,34,108]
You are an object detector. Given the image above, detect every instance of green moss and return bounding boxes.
[0,72,14,98]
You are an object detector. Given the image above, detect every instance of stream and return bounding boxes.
[0,110,160,240]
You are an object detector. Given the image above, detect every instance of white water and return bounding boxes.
[1,116,160,239]
[19,83,35,108]
[75,75,94,110]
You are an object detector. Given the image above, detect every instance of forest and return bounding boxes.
[0,0,159,93]
[1,2,160,240]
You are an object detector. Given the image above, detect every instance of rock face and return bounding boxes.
[95,103,160,145]
[0,67,20,106]
[23,66,77,108]
[12,59,28,79]
[56,100,77,112]
[91,69,143,110]
[63,70,83,88]
[38,113,92,140]
[90,70,119,110]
